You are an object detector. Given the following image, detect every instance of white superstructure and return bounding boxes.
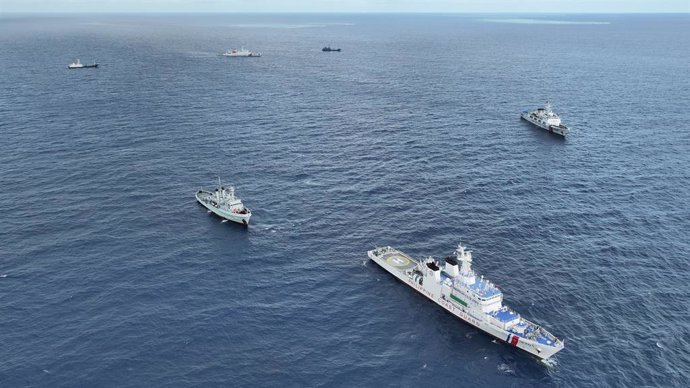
[68,59,84,68]
[222,48,261,57]
[521,102,570,136]
[67,59,98,69]
[196,178,252,225]
[368,244,564,360]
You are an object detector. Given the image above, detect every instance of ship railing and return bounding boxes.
[517,318,559,344]
[373,246,394,256]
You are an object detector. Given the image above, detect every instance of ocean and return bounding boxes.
[0,13,688,387]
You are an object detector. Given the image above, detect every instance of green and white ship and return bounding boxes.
[196,179,252,226]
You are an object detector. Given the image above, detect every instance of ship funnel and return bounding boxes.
[444,256,459,277]
[426,259,441,282]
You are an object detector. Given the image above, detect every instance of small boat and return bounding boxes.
[196,178,252,226]
[222,48,261,57]
[322,46,341,52]
[521,101,570,136]
[67,59,98,69]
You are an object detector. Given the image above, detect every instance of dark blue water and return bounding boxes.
[1,13,689,387]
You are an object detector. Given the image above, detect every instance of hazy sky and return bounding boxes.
[2,0,689,13]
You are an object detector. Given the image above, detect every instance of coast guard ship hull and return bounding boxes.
[521,102,570,136]
[222,48,261,57]
[368,246,564,360]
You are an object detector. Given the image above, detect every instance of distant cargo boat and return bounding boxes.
[223,48,261,57]
[322,46,341,52]
[67,59,98,69]
[521,102,570,136]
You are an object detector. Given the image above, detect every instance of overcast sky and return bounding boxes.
[2,0,689,13]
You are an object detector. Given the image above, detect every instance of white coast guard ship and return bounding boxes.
[222,48,261,57]
[196,179,252,225]
[521,102,570,136]
[368,244,564,360]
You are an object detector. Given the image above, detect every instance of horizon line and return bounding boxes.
[2,10,689,15]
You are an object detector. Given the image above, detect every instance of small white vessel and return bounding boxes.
[196,178,252,226]
[67,59,98,69]
[222,48,261,57]
[368,244,564,360]
[521,102,569,136]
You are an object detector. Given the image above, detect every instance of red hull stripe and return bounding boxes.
[510,335,520,347]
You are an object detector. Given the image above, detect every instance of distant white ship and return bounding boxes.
[67,59,98,69]
[222,48,261,57]
[521,102,570,136]
[196,178,252,226]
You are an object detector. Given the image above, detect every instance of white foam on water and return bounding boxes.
[228,22,354,29]
[184,51,219,58]
[302,179,322,187]
[481,18,610,25]
[497,363,515,375]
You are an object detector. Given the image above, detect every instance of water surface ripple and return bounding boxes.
[1,13,689,387]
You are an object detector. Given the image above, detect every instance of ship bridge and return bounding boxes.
[467,277,502,300]
[453,274,504,313]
